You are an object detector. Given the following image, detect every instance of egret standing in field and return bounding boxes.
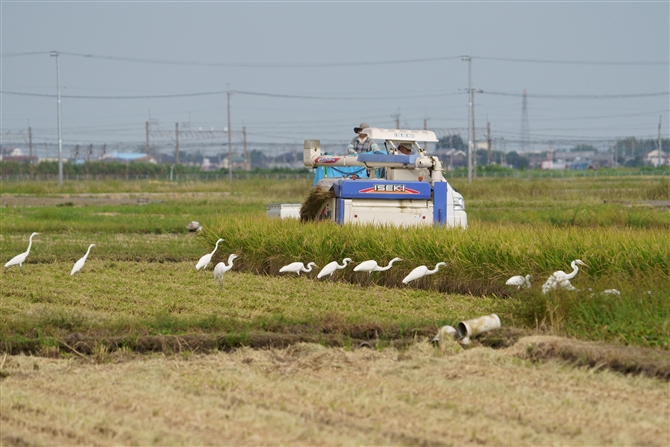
[71,244,95,276]
[353,257,402,284]
[317,258,352,280]
[4,232,39,273]
[506,274,531,290]
[541,259,587,294]
[213,254,238,288]
[279,262,318,276]
[402,262,447,287]
[196,238,224,273]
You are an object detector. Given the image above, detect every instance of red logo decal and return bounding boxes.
[359,184,419,194]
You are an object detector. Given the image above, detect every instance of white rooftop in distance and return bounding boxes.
[362,128,438,142]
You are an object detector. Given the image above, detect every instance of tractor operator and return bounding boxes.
[397,144,412,155]
[347,122,380,154]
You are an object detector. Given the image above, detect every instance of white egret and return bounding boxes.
[196,238,224,272]
[279,262,318,276]
[71,244,95,276]
[589,288,621,297]
[353,257,402,284]
[541,259,587,294]
[4,232,39,272]
[213,254,238,288]
[402,262,447,285]
[317,258,352,279]
[506,274,531,289]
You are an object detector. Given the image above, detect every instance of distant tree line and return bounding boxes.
[0,160,311,177]
[434,135,669,170]
[0,161,201,177]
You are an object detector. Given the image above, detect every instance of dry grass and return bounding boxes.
[1,340,668,446]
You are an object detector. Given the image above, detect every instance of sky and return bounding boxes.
[1,1,668,159]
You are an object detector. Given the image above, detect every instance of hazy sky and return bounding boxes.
[1,1,668,157]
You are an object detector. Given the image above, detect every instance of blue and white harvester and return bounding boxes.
[301,127,467,228]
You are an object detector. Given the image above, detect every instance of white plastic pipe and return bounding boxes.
[457,314,501,339]
[432,325,457,342]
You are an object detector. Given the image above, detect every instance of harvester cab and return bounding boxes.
[299,127,467,228]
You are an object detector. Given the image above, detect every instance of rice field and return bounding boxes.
[1,175,668,445]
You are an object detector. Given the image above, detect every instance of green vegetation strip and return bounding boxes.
[203,217,669,289]
[0,261,514,352]
[1,177,668,351]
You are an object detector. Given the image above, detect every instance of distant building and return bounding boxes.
[646,149,669,166]
[102,152,156,163]
[220,154,249,170]
[433,148,466,169]
[0,148,38,163]
[542,150,612,170]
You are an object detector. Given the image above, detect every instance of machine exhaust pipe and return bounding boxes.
[457,314,501,339]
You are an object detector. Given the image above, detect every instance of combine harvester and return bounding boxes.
[268,127,467,228]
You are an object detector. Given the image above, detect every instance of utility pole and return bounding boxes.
[243,126,248,171]
[614,144,619,166]
[500,137,507,165]
[423,117,429,151]
[28,126,33,162]
[391,113,400,129]
[461,55,473,183]
[487,121,492,165]
[175,122,179,164]
[658,115,662,153]
[227,87,233,183]
[471,88,478,179]
[50,51,63,186]
[521,89,530,153]
[145,121,150,156]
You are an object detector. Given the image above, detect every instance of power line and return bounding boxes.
[475,55,668,66]
[0,89,464,100]
[483,91,669,99]
[3,89,666,101]
[0,90,229,99]
[486,109,668,123]
[1,51,50,57]
[57,52,465,68]
[3,51,665,67]
[231,90,463,100]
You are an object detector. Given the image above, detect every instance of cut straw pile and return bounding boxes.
[300,185,336,222]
